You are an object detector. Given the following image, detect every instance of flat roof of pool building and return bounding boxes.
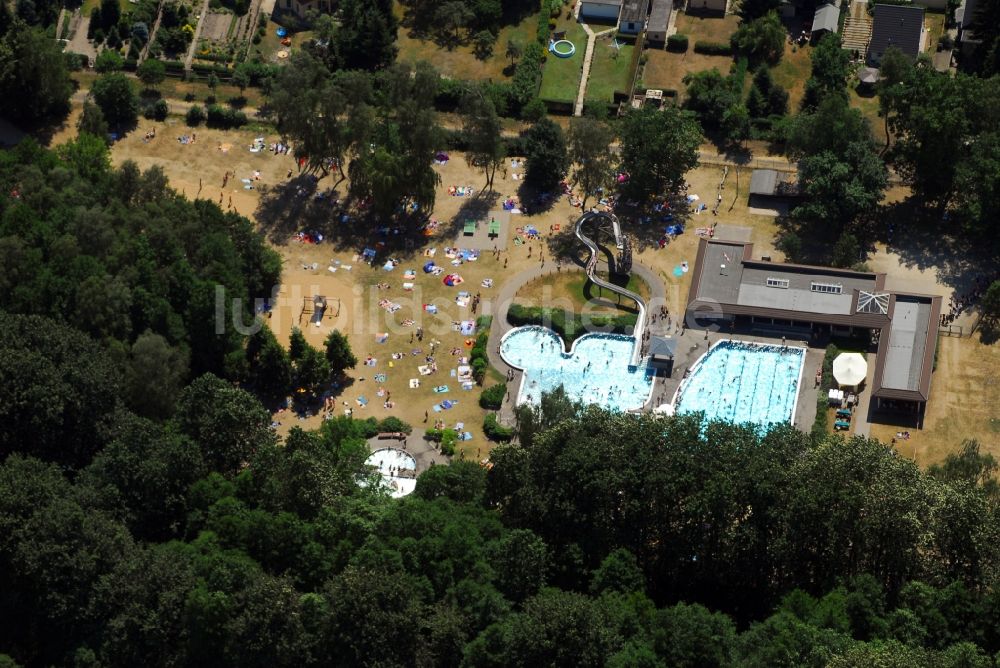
[687,239,941,404]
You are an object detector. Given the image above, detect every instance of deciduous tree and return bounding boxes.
[568,116,615,209]
[91,71,139,128]
[618,105,701,202]
[462,86,506,191]
[523,117,568,191]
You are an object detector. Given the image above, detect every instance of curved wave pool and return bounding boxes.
[500,326,653,412]
[673,340,804,427]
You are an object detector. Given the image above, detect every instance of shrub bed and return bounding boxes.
[811,344,839,440]
[484,413,514,442]
[480,383,506,409]
[469,316,492,384]
[205,104,247,129]
[506,304,637,345]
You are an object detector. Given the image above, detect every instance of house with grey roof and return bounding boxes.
[580,0,623,22]
[867,4,925,66]
[686,239,942,419]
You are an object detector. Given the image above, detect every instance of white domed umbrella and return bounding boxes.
[833,352,867,389]
[653,403,675,416]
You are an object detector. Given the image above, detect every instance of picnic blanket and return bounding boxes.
[432,385,450,393]
[409,379,420,388]
[418,365,434,375]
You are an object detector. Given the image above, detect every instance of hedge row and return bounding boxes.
[811,344,839,440]
[191,61,234,77]
[205,104,247,129]
[506,304,637,345]
[667,34,688,53]
[469,316,492,384]
[693,41,733,56]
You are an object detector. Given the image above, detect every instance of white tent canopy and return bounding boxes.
[653,403,675,416]
[833,352,868,389]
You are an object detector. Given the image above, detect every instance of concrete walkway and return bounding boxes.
[572,25,617,117]
[55,9,67,40]
[574,23,597,117]
[65,12,97,63]
[366,433,449,475]
[139,0,165,65]
[184,0,212,71]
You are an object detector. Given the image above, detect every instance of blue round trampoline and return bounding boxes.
[276,26,287,37]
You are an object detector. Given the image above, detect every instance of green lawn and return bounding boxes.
[585,39,633,103]
[539,18,587,103]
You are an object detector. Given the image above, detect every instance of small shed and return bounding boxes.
[646,0,674,43]
[580,0,623,21]
[749,169,800,198]
[619,0,650,34]
[810,4,839,39]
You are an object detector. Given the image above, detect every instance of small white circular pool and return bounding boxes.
[366,448,417,498]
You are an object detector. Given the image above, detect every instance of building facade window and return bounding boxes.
[810,282,843,294]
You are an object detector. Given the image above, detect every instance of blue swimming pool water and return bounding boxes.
[500,326,653,412]
[673,340,804,427]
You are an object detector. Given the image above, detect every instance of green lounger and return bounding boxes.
[463,220,476,235]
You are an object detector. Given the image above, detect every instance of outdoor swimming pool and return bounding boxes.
[500,326,654,412]
[673,340,805,427]
[366,448,417,498]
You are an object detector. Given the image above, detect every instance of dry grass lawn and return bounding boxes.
[395,3,540,82]
[923,11,946,54]
[871,335,1000,468]
[770,40,812,112]
[640,13,739,95]
[849,86,886,147]
[642,49,733,95]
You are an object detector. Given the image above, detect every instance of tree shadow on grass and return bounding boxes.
[254,176,433,260]
[254,175,345,245]
[875,196,997,293]
[444,190,501,238]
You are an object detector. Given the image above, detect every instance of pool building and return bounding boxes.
[686,239,942,419]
